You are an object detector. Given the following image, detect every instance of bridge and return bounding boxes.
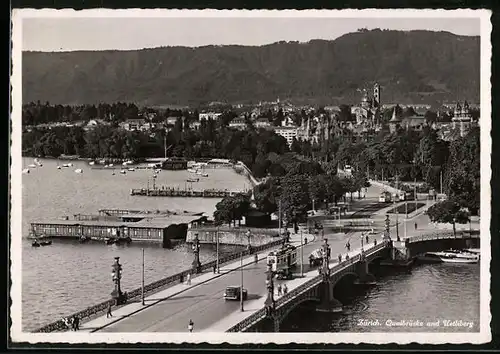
[34,183,480,334]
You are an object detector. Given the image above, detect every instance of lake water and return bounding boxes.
[20,157,251,331]
[18,158,480,333]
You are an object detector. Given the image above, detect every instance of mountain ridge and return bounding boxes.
[22,29,480,106]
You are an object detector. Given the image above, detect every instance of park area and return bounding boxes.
[386,202,426,215]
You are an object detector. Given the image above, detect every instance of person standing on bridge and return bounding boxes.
[346,254,350,261]
[283,284,288,295]
[186,272,191,285]
[374,239,377,246]
[338,254,342,263]
[415,222,418,230]
[277,283,282,296]
[346,241,351,252]
[365,234,369,245]
[188,319,194,332]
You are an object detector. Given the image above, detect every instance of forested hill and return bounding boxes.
[22,29,480,106]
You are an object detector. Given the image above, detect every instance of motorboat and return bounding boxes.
[444,249,480,260]
[128,167,135,172]
[62,163,70,168]
[57,165,62,169]
[187,168,197,174]
[22,168,30,174]
[28,164,37,168]
[187,178,199,183]
[108,163,114,167]
[89,161,95,165]
[74,169,83,174]
[202,173,209,177]
[120,170,127,174]
[417,251,479,264]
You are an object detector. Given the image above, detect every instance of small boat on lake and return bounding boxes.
[417,251,479,264]
[22,168,30,174]
[187,178,199,183]
[57,165,62,169]
[62,163,70,168]
[120,170,127,174]
[128,167,135,172]
[28,164,36,168]
[74,169,83,174]
[40,240,52,246]
[187,168,197,174]
[202,173,209,177]
[89,161,95,165]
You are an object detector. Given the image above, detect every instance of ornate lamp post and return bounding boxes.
[264,263,275,316]
[192,233,201,273]
[246,229,252,253]
[383,214,391,241]
[111,257,126,305]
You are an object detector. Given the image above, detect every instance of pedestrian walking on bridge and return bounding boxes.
[346,241,351,252]
[283,284,288,295]
[338,254,342,263]
[365,234,369,244]
[277,284,282,296]
[186,273,191,285]
[346,254,350,261]
[188,319,194,332]
[374,239,377,246]
[106,302,113,318]
[415,222,418,230]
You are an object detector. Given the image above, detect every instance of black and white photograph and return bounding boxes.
[10,9,492,345]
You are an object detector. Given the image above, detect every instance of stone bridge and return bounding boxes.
[227,231,480,332]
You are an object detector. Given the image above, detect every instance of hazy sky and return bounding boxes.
[21,14,481,52]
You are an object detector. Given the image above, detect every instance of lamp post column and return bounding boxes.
[192,233,201,273]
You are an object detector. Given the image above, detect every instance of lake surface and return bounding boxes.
[18,157,480,333]
[20,157,251,331]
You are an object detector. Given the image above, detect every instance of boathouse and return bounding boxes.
[29,209,207,248]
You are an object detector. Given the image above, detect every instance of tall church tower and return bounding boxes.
[373,83,381,108]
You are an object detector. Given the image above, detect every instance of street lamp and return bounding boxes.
[321,238,331,278]
[192,233,201,273]
[111,256,126,305]
[383,214,391,241]
[265,263,275,316]
[216,226,220,274]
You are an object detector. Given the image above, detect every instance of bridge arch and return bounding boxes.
[278,296,321,327]
[332,271,359,288]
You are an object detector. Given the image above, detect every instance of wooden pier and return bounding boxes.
[130,188,243,198]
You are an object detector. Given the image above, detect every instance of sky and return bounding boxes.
[20,12,481,52]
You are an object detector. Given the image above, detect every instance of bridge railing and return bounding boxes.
[34,238,286,333]
[407,230,480,244]
[226,241,390,332]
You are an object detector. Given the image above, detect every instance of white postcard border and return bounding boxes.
[10,8,492,345]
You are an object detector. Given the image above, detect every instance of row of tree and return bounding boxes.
[213,153,370,227]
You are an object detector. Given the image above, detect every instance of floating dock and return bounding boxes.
[130,188,243,198]
[29,209,207,247]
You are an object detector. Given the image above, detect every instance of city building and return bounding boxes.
[388,107,401,134]
[452,101,473,137]
[228,117,247,130]
[352,82,382,127]
[120,119,154,131]
[275,125,299,146]
[199,112,222,121]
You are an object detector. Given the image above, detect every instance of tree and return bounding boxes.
[213,194,251,227]
[426,200,470,236]
[279,174,310,225]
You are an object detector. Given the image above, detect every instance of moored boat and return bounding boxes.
[128,167,135,171]
[187,178,199,183]
[120,170,127,174]
[417,251,479,264]
[74,168,83,174]
[187,168,197,174]
[28,164,37,168]
[89,161,95,165]
[202,173,209,177]
[22,168,30,174]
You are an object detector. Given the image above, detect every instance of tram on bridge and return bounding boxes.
[267,243,298,279]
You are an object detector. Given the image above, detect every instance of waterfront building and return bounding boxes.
[199,112,222,120]
[120,119,155,132]
[228,117,247,130]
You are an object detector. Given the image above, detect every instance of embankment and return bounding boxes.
[186,227,279,246]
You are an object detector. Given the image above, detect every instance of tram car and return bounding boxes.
[267,243,298,279]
